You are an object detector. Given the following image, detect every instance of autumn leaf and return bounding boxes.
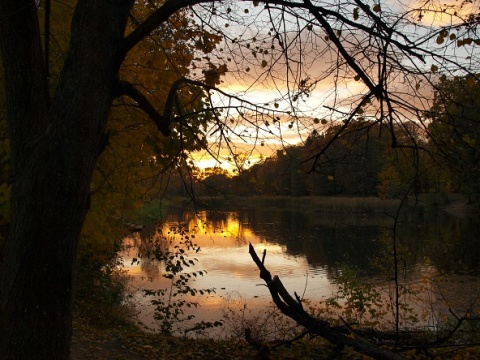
[463,134,476,145]
[466,75,475,88]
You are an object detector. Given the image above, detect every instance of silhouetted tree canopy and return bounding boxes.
[1,0,479,358]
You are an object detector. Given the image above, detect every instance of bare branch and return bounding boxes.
[302,0,380,96]
[249,243,407,360]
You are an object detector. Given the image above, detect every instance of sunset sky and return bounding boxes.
[188,0,479,172]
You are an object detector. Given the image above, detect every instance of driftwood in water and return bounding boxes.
[248,243,406,360]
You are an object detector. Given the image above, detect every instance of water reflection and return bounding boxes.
[121,208,480,333]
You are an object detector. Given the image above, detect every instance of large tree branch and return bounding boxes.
[249,243,407,360]
[115,76,284,139]
[120,0,312,56]
[115,80,171,136]
[302,0,380,96]
[115,77,216,136]
[116,75,266,140]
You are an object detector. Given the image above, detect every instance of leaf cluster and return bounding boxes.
[140,224,222,336]
[426,76,480,199]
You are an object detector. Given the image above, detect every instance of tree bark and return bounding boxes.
[0,0,207,356]
[0,1,133,358]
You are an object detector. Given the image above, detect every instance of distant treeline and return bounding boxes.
[191,123,477,200]
[165,77,480,201]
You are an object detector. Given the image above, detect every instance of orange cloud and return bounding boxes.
[409,0,479,26]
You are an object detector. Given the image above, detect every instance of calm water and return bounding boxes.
[121,207,480,335]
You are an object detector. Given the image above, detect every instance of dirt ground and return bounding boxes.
[70,320,340,360]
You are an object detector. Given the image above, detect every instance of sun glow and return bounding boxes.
[409,0,479,26]
[190,146,270,173]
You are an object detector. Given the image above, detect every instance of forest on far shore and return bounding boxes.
[185,77,480,202]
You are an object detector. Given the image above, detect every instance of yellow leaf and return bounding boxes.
[463,134,476,145]
[466,75,475,88]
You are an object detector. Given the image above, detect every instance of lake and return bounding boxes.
[121,205,480,337]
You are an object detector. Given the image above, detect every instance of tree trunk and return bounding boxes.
[0,1,132,358]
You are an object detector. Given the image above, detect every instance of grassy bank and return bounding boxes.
[173,193,474,216]
[231,195,401,214]
[131,192,477,218]
[72,291,480,360]
[72,314,347,360]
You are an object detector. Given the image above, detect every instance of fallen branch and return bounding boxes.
[248,243,406,360]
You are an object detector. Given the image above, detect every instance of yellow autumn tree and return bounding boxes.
[2,2,224,266]
[81,6,224,263]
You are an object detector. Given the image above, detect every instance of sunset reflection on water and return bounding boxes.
[121,210,335,333]
[119,208,480,336]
